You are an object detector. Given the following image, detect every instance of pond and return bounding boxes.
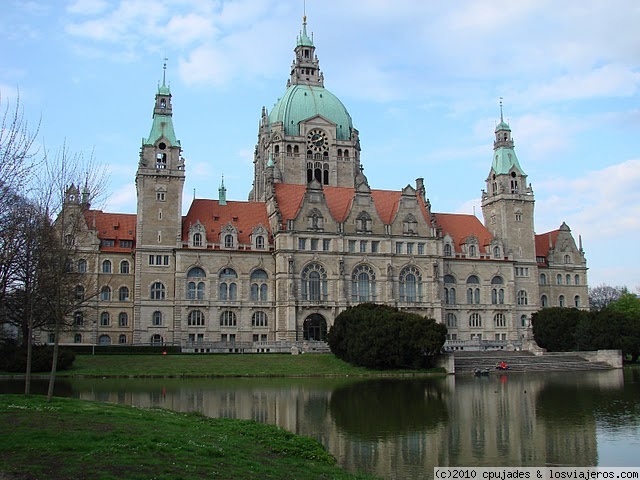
[2,369,639,479]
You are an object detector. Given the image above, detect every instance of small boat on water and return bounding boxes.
[473,368,490,376]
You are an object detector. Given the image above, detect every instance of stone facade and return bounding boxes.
[48,17,588,350]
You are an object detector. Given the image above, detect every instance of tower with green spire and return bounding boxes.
[481,102,536,261]
[134,61,185,344]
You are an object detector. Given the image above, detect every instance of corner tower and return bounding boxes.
[250,15,361,201]
[481,104,535,261]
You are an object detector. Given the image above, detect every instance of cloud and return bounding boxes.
[66,0,109,16]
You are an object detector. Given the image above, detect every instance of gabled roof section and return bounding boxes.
[535,229,561,258]
[83,210,137,252]
[433,213,494,253]
[274,184,432,226]
[182,199,270,246]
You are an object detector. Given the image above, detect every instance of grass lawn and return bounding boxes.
[41,353,444,378]
[0,394,378,479]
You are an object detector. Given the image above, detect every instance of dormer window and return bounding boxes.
[193,233,203,247]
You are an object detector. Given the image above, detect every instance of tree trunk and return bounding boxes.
[46,319,60,402]
[25,317,33,395]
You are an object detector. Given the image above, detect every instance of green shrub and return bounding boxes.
[0,341,75,373]
[327,303,447,370]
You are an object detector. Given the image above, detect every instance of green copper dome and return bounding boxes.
[495,120,511,132]
[268,84,353,140]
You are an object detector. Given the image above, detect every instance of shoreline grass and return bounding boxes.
[1,353,445,378]
[0,394,378,479]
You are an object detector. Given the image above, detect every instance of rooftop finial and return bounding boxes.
[499,96,504,122]
[303,0,306,23]
[219,175,227,205]
[162,57,168,87]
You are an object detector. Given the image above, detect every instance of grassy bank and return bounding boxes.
[0,394,377,480]
[9,353,444,378]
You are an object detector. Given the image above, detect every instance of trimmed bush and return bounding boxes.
[327,303,447,370]
[0,341,75,373]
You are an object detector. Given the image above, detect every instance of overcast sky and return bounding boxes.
[1,0,638,290]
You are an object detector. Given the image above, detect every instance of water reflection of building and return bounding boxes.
[69,372,628,478]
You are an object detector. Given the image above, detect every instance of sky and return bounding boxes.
[1,0,639,290]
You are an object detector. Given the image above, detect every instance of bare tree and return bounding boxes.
[588,284,627,312]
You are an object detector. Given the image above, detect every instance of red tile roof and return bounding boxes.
[535,229,560,258]
[84,210,137,253]
[432,213,494,253]
[273,184,432,225]
[182,199,270,246]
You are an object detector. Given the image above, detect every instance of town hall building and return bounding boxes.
[53,16,588,351]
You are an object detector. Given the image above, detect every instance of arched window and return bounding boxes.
[118,312,128,327]
[252,311,268,327]
[74,333,82,344]
[539,273,546,285]
[566,274,571,285]
[100,311,110,326]
[399,266,422,303]
[351,265,376,303]
[193,232,203,247]
[564,254,571,264]
[150,334,163,346]
[559,295,566,307]
[219,268,237,301]
[100,286,111,301]
[250,269,269,301]
[493,246,501,259]
[491,277,504,305]
[517,290,528,305]
[99,334,112,345]
[224,234,234,249]
[220,310,237,327]
[446,313,457,328]
[75,285,85,300]
[74,312,84,326]
[574,295,581,308]
[444,275,456,305]
[574,274,580,285]
[467,275,480,304]
[255,235,265,249]
[556,274,562,285]
[301,263,328,302]
[120,260,130,274]
[77,259,87,273]
[152,311,163,326]
[188,310,205,326]
[188,267,206,278]
[102,260,112,273]
[521,315,528,327]
[118,286,129,301]
[119,334,127,344]
[468,244,477,257]
[541,295,548,307]
[494,313,506,328]
[444,243,452,257]
[150,282,165,300]
[469,313,482,328]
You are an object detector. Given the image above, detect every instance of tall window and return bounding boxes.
[188,310,205,326]
[517,290,528,305]
[556,274,562,285]
[102,260,112,273]
[252,311,268,327]
[559,295,566,307]
[444,243,452,257]
[119,286,129,301]
[574,295,581,308]
[224,234,234,249]
[150,282,166,300]
[74,312,84,326]
[469,313,482,328]
[466,275,480,304]
[541,295,548,307]
[75,285,85,300]
[100,312,110,326]
[118,312,128,327]
[77,259,87,273]
[120,260,130,274]
[574,274,580,285]
[351,265,376,303]
[187,267,206,300]
[491,276,504,305]
[100,286,111,301]
[250,269,268,301]
[301,263,328,302]
[255,235,265,249]
[220,310,237,327]
[494,313,506,328]
[219,268,237,301]
[193,232,203,247]
[446,313,457,328]
[444,275,456,305]
[399,266,422,303]
[539,273,546,285]
[152,311,163,326]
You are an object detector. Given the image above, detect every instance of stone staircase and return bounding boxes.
[453,350,614,374]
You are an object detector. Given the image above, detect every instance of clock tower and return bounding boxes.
[250,15,361,201]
